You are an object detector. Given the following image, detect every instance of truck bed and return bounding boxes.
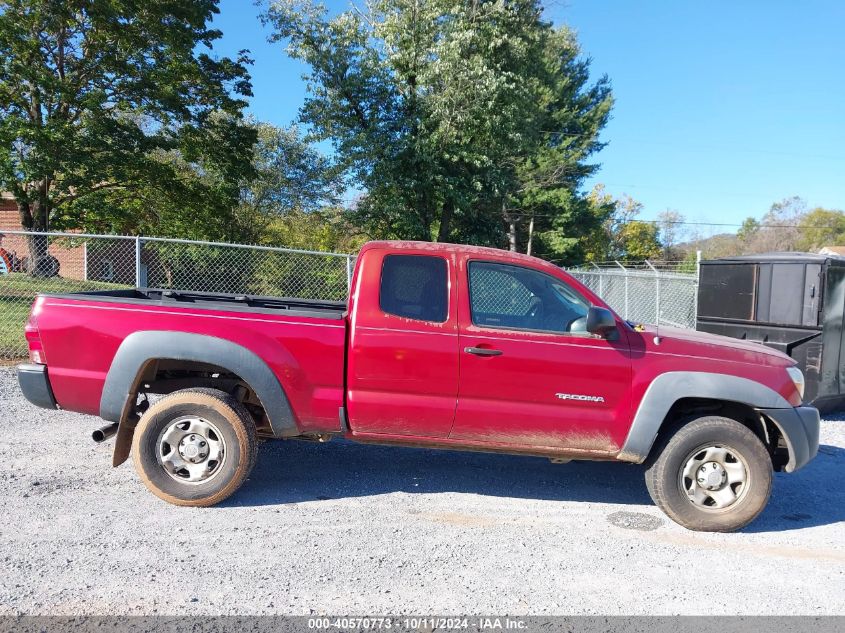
[32,288,348,432]
[50,288,348,319]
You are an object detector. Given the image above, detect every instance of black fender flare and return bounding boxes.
[618,371,793,463]
[102,331,298,465]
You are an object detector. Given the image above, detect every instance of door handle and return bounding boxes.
[464,346,503,357]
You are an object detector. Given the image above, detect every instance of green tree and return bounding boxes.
[618,220,661,260]
[737,217,759,244]
[677,249,699,274]
[60,127,255,242]
[257,208,365,254]
[795,207,845,252]
[581,187,645,261]
[740,196,805,254]
[0,0,255,265]
[504,27,613,262]
[263,0,611,257]
[237,122,344,242]
[656,209,685,259]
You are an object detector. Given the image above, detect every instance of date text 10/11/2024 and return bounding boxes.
[307,617,528,630]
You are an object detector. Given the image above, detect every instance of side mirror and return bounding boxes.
[586,306,618,339]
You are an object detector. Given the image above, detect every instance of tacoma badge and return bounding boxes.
[555,393,605,403]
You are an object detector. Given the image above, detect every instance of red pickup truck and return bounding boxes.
[18,241,819,531]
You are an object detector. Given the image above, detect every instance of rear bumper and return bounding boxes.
[758,405,820,473]
[17,363,58,410]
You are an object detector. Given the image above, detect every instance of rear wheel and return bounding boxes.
[132,388,258,506]
[644,415,772,532]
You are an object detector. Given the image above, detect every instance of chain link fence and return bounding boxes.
[1,229,704,359]
[0,230,353,360]
[469,263,536,316]
[568,259,701,330]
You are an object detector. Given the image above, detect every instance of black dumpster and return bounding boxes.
[696,252,845,412]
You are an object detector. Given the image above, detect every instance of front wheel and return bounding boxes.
[644,415,772,532]
[132,388,258,506]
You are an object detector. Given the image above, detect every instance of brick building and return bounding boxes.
[0,192,18,229]
[1,192,88,281]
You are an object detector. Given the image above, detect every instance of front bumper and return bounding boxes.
[758,405,820,473]
[17,363,58,410]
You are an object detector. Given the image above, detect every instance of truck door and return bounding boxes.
[450,260,633,452]
[346,249,459,437]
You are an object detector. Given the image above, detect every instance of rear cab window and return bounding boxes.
[379,254,448,323]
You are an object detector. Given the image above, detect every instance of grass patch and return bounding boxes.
[0,297,34,359]
[0,273,124,298]
[0,273,130,359]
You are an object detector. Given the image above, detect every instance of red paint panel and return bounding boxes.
[453,331,634,450]
[36,298,346,432]
[625,325,801,408]
[451,256,634,451]
[346,247,459,437]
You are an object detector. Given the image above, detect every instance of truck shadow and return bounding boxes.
[233,438,652,506]
[742,443,845,533]
[227,439,845,532]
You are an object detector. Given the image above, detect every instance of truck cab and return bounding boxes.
[345,242,633,454]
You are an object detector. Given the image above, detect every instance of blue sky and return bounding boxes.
[212,0,845,238]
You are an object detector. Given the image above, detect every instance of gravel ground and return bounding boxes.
[0,367,843,616]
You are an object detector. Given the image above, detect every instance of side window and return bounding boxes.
[379,254,448,323]
[468,262,589,334]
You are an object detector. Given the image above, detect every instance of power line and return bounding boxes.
[604,219,836,230]
[339,190,844,229]
[483,211,841,230]
[600,182,779,199]
[335,200,841,230]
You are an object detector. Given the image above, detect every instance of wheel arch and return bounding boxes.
[619,371,791,464]
[102,331,298,466]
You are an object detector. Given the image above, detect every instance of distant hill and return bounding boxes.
[675,233,741,260]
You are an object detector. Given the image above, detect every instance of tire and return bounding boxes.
[644,415,772,532]
[131,388,258,507]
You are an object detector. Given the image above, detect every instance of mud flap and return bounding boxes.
[112,416,138,467]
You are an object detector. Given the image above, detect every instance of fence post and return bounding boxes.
[646,260,659,326]
[614,261,628,319]
[592,262,603,297]
[346,255,353,292]
[135,236,141,288]
[693,250,702,325]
